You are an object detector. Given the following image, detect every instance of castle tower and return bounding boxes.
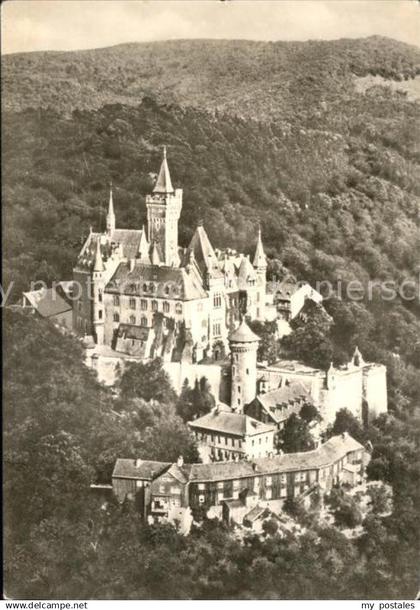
[253,226,267,321]
[106,183,116,234]
[92,237,105,345]
[229,319,260,412]
[146,147,183,267]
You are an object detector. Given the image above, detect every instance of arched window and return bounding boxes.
[141,316,147,327]
[165,285,170,295]
[163,301,170,313]
[113,295,120,306]
[129,298,136,309]
[175,303,182,314]
[129,315,136,325]
[151,300,158,312]
[113,313,120,322]
[143,283,148,293]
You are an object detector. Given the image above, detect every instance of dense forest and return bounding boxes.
[4,309,420,599]
[3,36,420,599]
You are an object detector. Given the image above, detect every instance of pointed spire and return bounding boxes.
[352,346,364,367]
[93,238,104,272]
[138,226,150,262]
[153,146,174,194]
[253,224,267,268]
[106,181,116,233]
[151,242,161,266]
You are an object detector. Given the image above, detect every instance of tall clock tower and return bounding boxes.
[146,147,182,267]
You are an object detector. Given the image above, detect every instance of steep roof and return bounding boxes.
[112,459,170,480]
[228,319,260,343]
[253,228,266,268]
[22,287,72,318]
[189,409,274,437]
[75,229,145,272]
[255,381,313,424]
[238,256,257,290]
[153,147,174,194]
[93,235,104,272]
[187,225,223,278]
[106,261,207,300]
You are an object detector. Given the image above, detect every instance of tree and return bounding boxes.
[119,358,177,404]
[278,414,315,453]
[248,320,280,364]
[299,402,321,424]
[330,408,365,443]
[176,377,215,422]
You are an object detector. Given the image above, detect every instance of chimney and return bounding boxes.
[341,432,348,440]
[135,458,141,468]
[177,455,184,468]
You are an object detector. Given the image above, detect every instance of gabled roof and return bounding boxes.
[228,319,260,343]
[189,408,274,437]
[112,459,170,480]
[106,261,207,300]
[153,147,174,194]
[75,229,146,272]
[187,225,223,278]
[255,381,313,424]
[238,256,257,289]
[22,288,72,318]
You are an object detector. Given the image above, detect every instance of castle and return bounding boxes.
[73,148,268,363]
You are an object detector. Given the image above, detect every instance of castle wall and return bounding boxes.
[163,361,224,401]
[363,365,388,420]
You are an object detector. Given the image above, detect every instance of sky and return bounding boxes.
[2,0,419,55]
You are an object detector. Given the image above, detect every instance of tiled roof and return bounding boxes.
[75,230,145,271]
[228,319,260,343]
[253,228,266,268]
[106,261,207,300]
[244,505,266,522]
[254,434,364,475]
[117,323,150,341]
[238,256,257,290]
[153,149,174,194]
[189,409,274,437]
[114,434,364,485]
[187,225,224,278]
[112,459,170,480]
[256,381,313,424]
[22,288,72,318]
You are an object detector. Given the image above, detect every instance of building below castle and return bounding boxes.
[112,432,368,532]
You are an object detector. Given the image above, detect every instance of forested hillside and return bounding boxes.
[3,36,420,599]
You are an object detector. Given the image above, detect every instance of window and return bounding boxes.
[217,492,224,503]
[142,283,148,293]
[163,302,170,313]
[238,385,241,393]
[141,299,147,310]
[98,310,103,319]
[225,437,228,445]
[252,440,255,447]
[232,365,235,375]
[266,488,272,500]
[129,315,136,325]
[98,291,103,303]
[141,316,147,327]
[213,294,222,308]
[213,322,221,337]
[151,300,158,312]
[217,482,224,490]
[202,319,207,328]
[113,295,120,306]
[259,438,262,445]
[266,476,272,486]
[165,285,170,295]
[159,485,165,493]
[198,483,205,491]
[233,479,239,490]
[129,298,136,309]
[246,368,249,375]
[175,303,182,314]
[199,495,205,504]
[113,313,120,322]
[170,486,180,494]
[78,301,82,311]
[136,480,143,488]
[218,436,221,444]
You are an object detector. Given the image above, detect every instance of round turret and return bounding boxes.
[229,319,260,412]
